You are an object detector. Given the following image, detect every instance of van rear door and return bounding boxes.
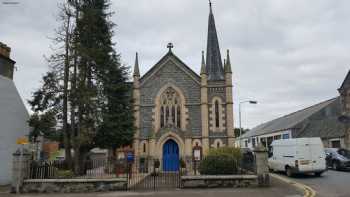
[296,142,313,172]
[310,143,326,171]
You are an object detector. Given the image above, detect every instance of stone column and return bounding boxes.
[148,138,156,172]
[225,72,235,146]
[254,143,270,187]
[201,71,209,155]
[133,58,141,173]
[224,49,235,146]
[11,148,31,193]
[184,138,192,173]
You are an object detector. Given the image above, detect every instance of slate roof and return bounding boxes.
[241,98,338,139]
[339,70,350,91]
[206,3,224,81]
[140,51,201,84]
[297,117,346,139]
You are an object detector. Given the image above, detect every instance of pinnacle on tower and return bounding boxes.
[200,51,207,75]
[133,52,140,77]
[224,49,232,73]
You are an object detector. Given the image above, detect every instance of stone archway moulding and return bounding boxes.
[156,131,185,170]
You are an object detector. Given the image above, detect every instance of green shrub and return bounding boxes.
[180,158,186,168]
[199,147,242,175]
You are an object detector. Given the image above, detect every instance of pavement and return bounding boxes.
[282,169,350,197]
[0,176,303,197]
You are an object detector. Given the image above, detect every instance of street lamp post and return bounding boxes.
[238,100,258,147]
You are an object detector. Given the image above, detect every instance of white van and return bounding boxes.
[268,137,327,177]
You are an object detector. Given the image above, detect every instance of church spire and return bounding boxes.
[224,49,232,73]
[200,51,207,74]
[133,52,140,77]
[206,1,224,81]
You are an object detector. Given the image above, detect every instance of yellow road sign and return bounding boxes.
[16,137,29,145]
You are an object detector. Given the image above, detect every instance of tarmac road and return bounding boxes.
[279,169,350,197]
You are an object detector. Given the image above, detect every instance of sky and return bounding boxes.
[1,0,349,129]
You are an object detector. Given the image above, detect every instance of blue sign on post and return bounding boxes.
[127,152,134,163]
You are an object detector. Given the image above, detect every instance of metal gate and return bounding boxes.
[128,171,182,191]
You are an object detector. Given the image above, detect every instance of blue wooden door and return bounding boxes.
[163,139,179,171]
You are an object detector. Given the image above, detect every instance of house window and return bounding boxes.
[282,134,290,139]
[274,135,281,140]
[252,138,256,147]
[245,140,248,148]
[143,143,146,153]
[331,140,341,148]
[160,87,181,128]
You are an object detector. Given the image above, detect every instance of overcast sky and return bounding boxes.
[1,0,349,129]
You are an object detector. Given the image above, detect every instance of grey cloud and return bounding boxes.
[1,0,349,128]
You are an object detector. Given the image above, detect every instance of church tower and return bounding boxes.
[201,2,235,154]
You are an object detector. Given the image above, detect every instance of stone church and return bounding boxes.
[132,3,234,171]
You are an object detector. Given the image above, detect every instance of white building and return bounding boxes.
[0,42,29,185]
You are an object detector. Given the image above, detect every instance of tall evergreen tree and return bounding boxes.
[28,0,134,174]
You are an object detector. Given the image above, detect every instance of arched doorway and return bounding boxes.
[162,139,179,171]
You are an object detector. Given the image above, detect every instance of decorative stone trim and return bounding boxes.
[209,97,225,133]
[192,139,202,147]
[156,132,185,170]
[211,139,225,148]
[153,83,188,132]
[139,140,148,156]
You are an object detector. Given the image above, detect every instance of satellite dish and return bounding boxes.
[338,115,350,124]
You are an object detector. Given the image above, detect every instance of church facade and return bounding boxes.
[132,4,235,172]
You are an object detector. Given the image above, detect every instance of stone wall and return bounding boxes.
[20,179,127,193]
[181,175,258,188]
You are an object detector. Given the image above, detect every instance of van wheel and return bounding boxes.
[333,161,340,171]
[286,167,293,177]
[315,172,323,177]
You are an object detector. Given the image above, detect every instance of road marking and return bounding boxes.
[270,173,316,197]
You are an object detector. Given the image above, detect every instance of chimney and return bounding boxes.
[0,42,11,58]
[0,42,15,80]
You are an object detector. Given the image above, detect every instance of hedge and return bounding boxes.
[199,147,242,175]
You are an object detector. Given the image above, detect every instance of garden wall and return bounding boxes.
[19,178,127,193]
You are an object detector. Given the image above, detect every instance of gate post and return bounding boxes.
[253,143,270,187]
[11,148,31,193]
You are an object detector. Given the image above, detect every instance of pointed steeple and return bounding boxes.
[224,49,232,73]
[206,1,224,81]
[200,51,207,74]
[133,52,140,77]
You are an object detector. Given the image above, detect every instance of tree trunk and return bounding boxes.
[63,12,72,168]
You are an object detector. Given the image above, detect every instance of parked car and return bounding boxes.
[268,137,327,177]
[325,148,350,170]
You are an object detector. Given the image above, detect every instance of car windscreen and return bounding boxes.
[337,149,350,159]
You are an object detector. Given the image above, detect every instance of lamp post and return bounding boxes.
[239,100,258,147]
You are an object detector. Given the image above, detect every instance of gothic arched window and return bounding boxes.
[215,100,219,127]
[160,87,182,128]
